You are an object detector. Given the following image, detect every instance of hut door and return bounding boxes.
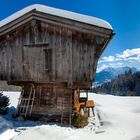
[23,46,52,81]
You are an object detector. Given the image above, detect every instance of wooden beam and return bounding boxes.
[7,81,68,87]
[0,10,35,36]
[69,89,72,126]
[24,42,49,47]
[73,81,92,90]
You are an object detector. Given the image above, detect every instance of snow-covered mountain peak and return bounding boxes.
[94,66,137,85]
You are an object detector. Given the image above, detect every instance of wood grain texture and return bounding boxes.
[0,19,111,88]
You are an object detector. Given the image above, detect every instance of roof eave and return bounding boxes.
[0,10,113,39]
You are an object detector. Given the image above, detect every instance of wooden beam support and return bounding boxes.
[7,81,68,87]
[73,81,92,90]
[24,42,49,47]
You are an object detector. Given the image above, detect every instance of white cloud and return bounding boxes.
[101,56,115,62]
[116,48,140,59]
[98,48,140,71]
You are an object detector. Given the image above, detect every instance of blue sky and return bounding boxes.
[0,0,140,70]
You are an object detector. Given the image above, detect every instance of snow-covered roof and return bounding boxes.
[0,4,113,30]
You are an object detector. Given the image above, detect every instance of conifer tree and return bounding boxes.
[0,92,9,115]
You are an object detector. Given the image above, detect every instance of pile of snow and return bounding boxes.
[88,93,140,140]
[0,92,140,140]
[0,116,16,140]
[0,4,112,30]
[0,116,13,133]
[0,129,16,140]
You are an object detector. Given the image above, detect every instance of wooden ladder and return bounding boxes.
[17,84,36,118]
[60,89,72,125]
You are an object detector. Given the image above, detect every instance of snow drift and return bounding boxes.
[0,91,140,140]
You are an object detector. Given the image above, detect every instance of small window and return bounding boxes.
[40,87,54,106]
[44,49,52,71]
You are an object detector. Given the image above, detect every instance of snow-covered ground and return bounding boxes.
[0,91,140,140]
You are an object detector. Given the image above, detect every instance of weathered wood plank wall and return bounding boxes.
[0,20,101,85]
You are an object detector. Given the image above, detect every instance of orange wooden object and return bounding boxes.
[86,100,94,108]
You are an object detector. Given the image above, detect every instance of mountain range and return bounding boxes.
[94,66,137,85]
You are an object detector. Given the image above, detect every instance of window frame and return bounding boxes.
[43,48,52,72]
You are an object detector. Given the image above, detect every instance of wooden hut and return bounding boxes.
[0,4,114,123]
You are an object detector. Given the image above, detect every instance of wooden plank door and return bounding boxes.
[23,46,52,81]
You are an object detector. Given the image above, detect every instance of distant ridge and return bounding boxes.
[93,70,140,96]
[94,66,137,85]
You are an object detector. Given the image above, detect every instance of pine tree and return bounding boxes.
[93,70,140,96]
[0,92,9,115]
